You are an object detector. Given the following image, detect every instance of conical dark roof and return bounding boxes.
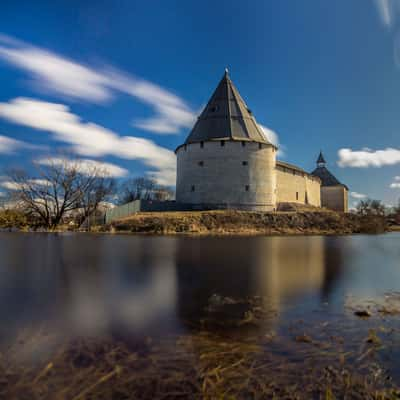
[184,70,272,145]
[311,165,348,189]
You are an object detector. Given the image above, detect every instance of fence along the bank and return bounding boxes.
[105,200,199,224]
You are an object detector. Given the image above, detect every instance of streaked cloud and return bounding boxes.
[350,191,368,199]
[106,69,196,134]
[0,35,110,102]
[338,147,400,167]
[374,0,396,27]
[373,1,400,67]
[0,134,32,154]
[0,34,196,134]
[0,97,176,185]
[0,178,50,191]
[36,157,129,178]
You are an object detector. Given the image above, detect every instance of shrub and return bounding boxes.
[0,209,28,229]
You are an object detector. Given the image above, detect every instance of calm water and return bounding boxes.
[1,232,400,396]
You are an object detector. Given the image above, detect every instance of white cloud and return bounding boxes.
[259,124,279,147]
[338,147,400,167]
[373,1,400,67]
[390,182,400,188]
[36,157,129,178]
[374,0,395,27]
[0,181,18,190]
[0,34,196,134]
[106,69,196,134]
[0,97,176,185]
[0,178,51,191]
[350,191,367,199]
[259,124,285,157]
[0,134,32,154]
[394,175,400,181]
[0,36,110,102]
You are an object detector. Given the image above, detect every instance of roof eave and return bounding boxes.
[175,139,277,153]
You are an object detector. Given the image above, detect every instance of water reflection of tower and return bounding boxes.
[175,236,344,325]
[253,236,345,307]
[254,236,325,307]
[320,236,345,303]
[175,237,262,323]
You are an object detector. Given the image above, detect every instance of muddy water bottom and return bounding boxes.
[1,233,400,399]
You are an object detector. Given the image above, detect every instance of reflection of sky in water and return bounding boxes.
[0,232,399,347]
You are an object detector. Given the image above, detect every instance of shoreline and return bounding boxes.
[2,210,397,236]
[105,210,390,236]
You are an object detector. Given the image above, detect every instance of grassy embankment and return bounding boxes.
[1,204,396,234]
[107,207,390,235]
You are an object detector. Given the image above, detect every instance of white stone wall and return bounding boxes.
[276,166,321,207]
[176,140,277,211]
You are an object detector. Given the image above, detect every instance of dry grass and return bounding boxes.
[107,209,387,236]
[2,293,400,399]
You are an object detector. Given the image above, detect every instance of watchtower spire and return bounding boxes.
[316,151,326,167]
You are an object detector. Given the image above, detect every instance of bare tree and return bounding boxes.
[152,187,174,201]
[6,157,116,229]
[356,199,386,216]
[393,199,400,223]
[76,177,116,228]
[118,177,157,204]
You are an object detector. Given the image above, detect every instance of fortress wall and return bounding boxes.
[276,165,321,207]
[321,186,348,212]
[176,140,276,211]
[305,175,321,207]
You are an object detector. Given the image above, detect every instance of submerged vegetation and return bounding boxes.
[1,293,400,399]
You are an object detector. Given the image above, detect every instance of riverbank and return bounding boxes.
[2,292,400,399]
[106,209,389,235]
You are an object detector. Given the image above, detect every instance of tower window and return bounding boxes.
[242,161,248,166]
[209,105,219,113]
[200,141,204,148]
[245,185,249,191]
[296,192,299,200]
[241,141,246,147]
[198,161,204,166]
[258,143,262,149]
[184,144,187,151]
[220,140,225,147]
[191,185,195,192]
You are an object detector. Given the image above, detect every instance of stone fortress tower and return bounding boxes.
[175,69,277,211]
[175,71,347,212]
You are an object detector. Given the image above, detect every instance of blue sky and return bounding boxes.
[0,0,400,206]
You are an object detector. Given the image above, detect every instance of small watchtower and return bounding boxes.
[311,152,348,212]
